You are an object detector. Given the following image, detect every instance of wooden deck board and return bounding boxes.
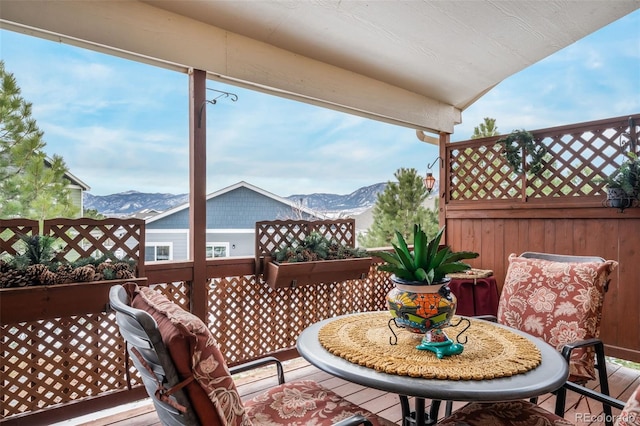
[72,359,638,426]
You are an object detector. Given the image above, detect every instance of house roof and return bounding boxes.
[2,1,637,135]
[146,181,325,224]
[44,157,90,191]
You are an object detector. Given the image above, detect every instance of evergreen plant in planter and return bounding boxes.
[266,231,371,289]
[0,234,141,324]
[373,225,478,358]
[598,152,639,211]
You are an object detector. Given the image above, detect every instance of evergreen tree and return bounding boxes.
[471,117,499,139]
[0,61,78,221]
[359,168,439,248]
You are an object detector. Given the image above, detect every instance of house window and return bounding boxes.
[145,243,172,261]
[206,242,229,258]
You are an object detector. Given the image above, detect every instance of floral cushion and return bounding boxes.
[498,254,617,382]
[617,383,640,426]
[133,285,250,426]
[244,379,396,426]
[436,400,573,425]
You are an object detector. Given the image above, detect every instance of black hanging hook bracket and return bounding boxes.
[197,88,239,128]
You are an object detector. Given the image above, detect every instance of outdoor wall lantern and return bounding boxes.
[423,156,444,194]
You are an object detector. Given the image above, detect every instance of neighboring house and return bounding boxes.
[144,181,325,261]
[128,209,162,220]
[44,157,91,216]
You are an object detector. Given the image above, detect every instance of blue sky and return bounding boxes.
[1,10,639,197]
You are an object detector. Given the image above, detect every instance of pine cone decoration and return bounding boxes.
[96,262,112,274]
[39,269,57,286]
[73,265,96,282]
[113,262,131,272]
[56,264,74,284]
[25,264,48,286]
[0,269,31,288]
[115,269,135,280]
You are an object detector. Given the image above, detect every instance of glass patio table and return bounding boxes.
[296,311,569,426]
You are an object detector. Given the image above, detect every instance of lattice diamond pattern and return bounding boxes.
[0,219,39,256]
[255,219,356,258]
[448,119,637,202]
[449,145,521,200]
[208,264,391,367]
[42,219,144,274]
[1,314,134,417]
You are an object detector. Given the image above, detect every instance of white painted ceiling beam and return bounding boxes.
[0,0,458,134]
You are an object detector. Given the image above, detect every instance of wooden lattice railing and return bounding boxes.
[446,114,639,202]
[1,254,390,422]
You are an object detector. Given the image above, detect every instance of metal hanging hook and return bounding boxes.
[197,88,239,128]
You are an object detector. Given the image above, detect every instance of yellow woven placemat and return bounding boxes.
[318,312,541,381]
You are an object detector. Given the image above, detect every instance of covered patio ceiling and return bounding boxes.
[1,1,638,136]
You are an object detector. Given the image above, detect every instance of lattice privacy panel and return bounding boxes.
[1,219,145,276]
[0,219,39,257]
[43,218,145,276]
[448,116,639,202]
[1,266,390,420]
[208,263,392,366]
[1,313,138,418]
[1,281,188,419]
[255,219,357,272]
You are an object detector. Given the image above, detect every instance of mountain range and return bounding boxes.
[83,183,389,216]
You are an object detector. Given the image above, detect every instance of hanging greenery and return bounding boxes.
[497,129,546,176]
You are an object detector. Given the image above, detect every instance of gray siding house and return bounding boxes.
[145,181,324,261]
[44,157,91,216]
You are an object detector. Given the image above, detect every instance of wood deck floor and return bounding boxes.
[70,358,639,426]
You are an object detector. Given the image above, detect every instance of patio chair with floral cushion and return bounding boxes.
[500,253,618,421]
[109,282,396,426]
[436,379,640,426]
[440,251,618,424]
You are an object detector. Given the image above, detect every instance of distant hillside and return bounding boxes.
[286,182,387,215]
[84,191,188,216]
[84,182,439,217]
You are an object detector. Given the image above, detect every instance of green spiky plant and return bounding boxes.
[373,225,478,284]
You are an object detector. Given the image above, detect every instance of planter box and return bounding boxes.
[265,257,372,289]
[0,277,147,324]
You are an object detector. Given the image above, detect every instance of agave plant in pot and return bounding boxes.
[374,224,478,358]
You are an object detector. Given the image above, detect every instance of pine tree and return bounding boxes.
[359,168,439,248]
[0,61,78,221]
[471,117,499,139]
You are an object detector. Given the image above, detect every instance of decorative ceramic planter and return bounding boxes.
[606,187,635,210]
[265,257,372,289]
[387,275,463,358]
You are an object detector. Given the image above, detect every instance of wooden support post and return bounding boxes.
[189,69,207,319]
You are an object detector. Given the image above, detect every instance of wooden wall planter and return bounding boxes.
[255,219,371,289]
[265,257,372,289]
[0,277,147,324]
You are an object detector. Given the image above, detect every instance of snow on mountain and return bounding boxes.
[286,183,387,214]
[83,181,442,218]
[84,191,188,216]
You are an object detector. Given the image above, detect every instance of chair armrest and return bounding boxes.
[229,356,285,384]
[564,381,625,410]
[560,338,603,360]
[331,414,373,426]
[473,315,497,322]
